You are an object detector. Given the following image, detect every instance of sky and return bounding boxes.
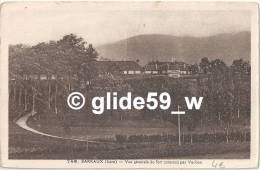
[2,2,251,46]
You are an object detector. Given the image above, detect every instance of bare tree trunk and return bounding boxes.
[86,137,89,152]
[68,71,71,91]
[214,130,217,143]
[230,112,233,126]
[54,83,58,114]
[226,129,229,143]
[237,90,240,119]
[32,88,36,115]
[13,82,16,102]
[24,88,27,111]
[218,112,222,127]
[18,86,22,106]
[178,113,181,146]
[120,113,123,120]
[48,82,51,109]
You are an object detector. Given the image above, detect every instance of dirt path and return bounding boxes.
[15,112,112,143]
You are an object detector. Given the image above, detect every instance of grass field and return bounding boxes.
[9,115,250,159]
[9,120,250,159]
[9,102,250,159]
[27,117,178,141]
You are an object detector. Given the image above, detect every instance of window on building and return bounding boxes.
[128,71,134,74]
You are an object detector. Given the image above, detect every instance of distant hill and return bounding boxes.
[96,32,250,65]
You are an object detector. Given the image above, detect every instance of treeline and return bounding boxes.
[190,57,250,75]
[126,57,250,132]
[9,33,251,134]
[196,57,251,128]
[115,131,250,144]
[9,34,98,86]
[9,34,99,122]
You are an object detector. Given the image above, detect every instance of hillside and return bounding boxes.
[96,32,250,65]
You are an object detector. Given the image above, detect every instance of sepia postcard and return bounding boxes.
[0,0,259,169]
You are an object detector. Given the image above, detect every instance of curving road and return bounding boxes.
[15,112,113,143]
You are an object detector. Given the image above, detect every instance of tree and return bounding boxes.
[231,59,250,75]
[9,44,34,76]
[210,59,227,74]
[9,34,100,120]
[199,57,210,74]
[56,34,98,84]
[231,59,251,119]
[188,64,199,74]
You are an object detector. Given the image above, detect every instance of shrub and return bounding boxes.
[115,134,127,143]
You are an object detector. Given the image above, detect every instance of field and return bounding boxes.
[8,75,251,159]
[9,107,250,159]
[9,119,250,159]
[27,113,177,141]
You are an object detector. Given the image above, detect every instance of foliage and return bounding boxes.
[9,34,99,82]
[199,57,211,74]
[9,37,251,134]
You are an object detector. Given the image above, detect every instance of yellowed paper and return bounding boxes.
[0,1,259,168]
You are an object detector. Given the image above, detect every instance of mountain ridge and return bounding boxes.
[96,31,250,65]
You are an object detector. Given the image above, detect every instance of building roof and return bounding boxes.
[144,64,158,71]
[95,61,143,73]
[145,61,189,71]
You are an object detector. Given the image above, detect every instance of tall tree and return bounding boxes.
[56,34,98,84]
[188,64,199,74]
[199,57,210,74]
